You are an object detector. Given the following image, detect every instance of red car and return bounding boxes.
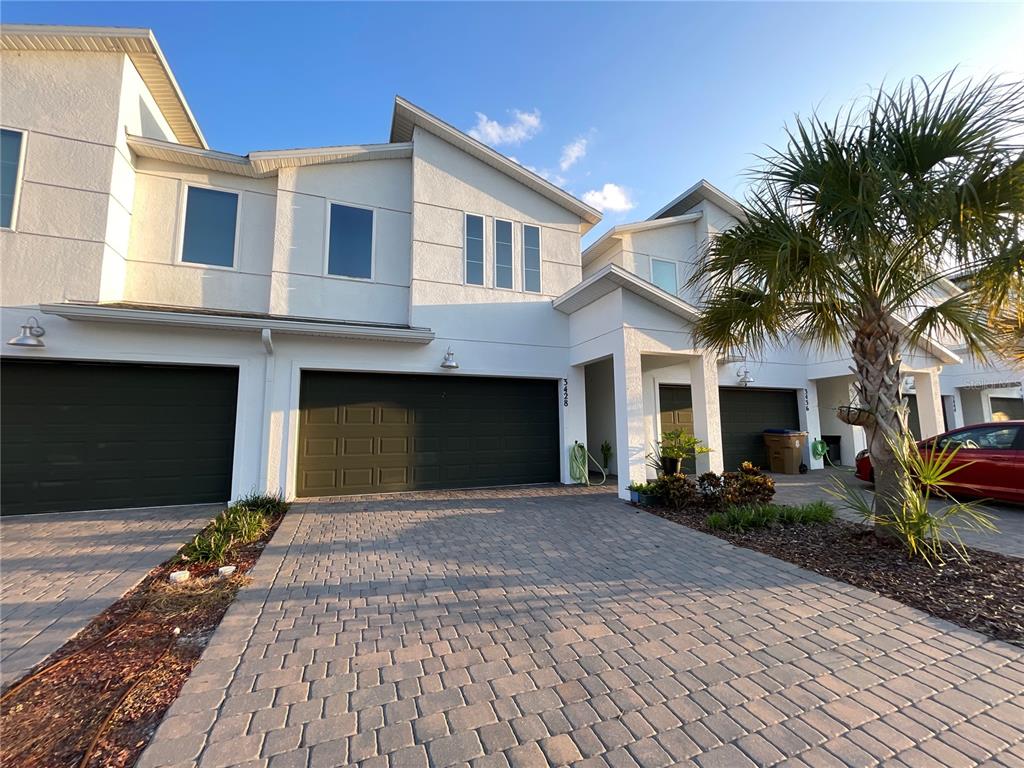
[855,421,1024,503]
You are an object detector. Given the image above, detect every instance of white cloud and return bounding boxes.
[559,137,588,171]
[468,109,542,146]
[582,183,635,213]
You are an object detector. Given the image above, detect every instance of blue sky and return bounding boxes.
[5,2,1022,242]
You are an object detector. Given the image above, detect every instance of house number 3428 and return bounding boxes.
[562,378,569,407]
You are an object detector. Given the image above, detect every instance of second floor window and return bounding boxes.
[1,128,25,229]
[328,203,373,279]
[181,186,238,268]
[465,214,484,285]
[650,258,678,295]
[495,219,513,289]
[523,224,541,293]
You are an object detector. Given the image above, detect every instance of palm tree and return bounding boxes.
[691,73,1024,524]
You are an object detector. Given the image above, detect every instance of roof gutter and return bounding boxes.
[39,304,436,344]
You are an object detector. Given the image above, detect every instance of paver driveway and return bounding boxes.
[0,504,218,687]
[141,487,1024,768]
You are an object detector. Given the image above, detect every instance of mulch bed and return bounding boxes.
[0,510,286,768]
[643,504,1024,647]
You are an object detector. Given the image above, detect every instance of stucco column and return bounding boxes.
[799,382,825,470]
[913,370,944,438]
[560,364,587,484]
[689,353,723,473]
[613,332,646,499]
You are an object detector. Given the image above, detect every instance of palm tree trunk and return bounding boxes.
[850,313,907,536]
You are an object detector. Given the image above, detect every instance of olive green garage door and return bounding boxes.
[992,396,1024,421]
[719,387,800,471]
[658,385,801,473]
[1,360,238,516]
[297,372,560,496]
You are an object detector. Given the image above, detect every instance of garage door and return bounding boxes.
[719,388,800,471]
[1,360,238,516]
[297,372,559,496]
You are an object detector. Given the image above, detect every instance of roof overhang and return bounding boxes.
[1,24,206,149]
[648,179,746,222]
[553,264,701,323]
[39,303,436,344]
[582,212,703,266]
[127,134,413,178]
[390,96,601,231]
[890,315,962,365]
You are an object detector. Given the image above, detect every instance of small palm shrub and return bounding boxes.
[829,431,997,565]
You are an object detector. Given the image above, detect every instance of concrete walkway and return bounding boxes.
[771,468,1024,559]
[141,487,1023,768]
[0,504,218,687]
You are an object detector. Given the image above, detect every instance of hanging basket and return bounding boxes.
[836,405,873,427]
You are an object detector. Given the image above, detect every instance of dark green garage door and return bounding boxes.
[992,397,1024,421]
[1,360,237,516]
[297,372,559,496]
[719,387,800,471]
[658,385,800,472]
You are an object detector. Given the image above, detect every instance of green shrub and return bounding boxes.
[181,528,234,564]
[222,504,270,543]
[776,501,834,525]
[720,465,776,506]
[706,503,777,532]
[235,491,290,517]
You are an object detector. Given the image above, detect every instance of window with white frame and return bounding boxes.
[327,202,374,279]
[495,219,513,289]
[465,213,484,285]
[650,258,678,295]
[523,224,541,293]
[1,128,25,229]
[181,185,239,267]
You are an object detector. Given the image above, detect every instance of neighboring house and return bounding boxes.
[1,25,1019,516]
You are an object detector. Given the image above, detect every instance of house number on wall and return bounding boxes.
[562,378,569,407]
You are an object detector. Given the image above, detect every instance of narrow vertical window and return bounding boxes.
[1,129,24,229]
[327,203,374,279]
[495,219,513,289]
[523,224,541,293]
[465,214,484,285]
[650,258,678,295]
[181,186,238,267]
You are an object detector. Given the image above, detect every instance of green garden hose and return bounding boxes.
[569,441,606,486]
[811,438,847,469]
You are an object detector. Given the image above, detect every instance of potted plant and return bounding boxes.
[627,481,643,503]
[600,440,612,472]
[636,482,661,506]
[656,430,710,475]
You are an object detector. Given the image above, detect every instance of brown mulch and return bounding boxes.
[644,504,1024,647]
[0,511,286,768]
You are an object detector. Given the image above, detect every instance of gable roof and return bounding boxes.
[390,96,601,230]
[0,23,206,149]
[581,212,703,266]
[648,178,745,222]
[553,263,701,322]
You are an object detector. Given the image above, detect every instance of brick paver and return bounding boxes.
[140,486,1024,767]
[0,504,218,686]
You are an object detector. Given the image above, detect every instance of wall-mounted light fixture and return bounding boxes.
[440,347,459,370]
[736,366,754,386]
[7,316,46,348]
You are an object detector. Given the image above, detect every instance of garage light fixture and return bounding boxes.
[736,366,754,386]
[7,316,46,348]
[440,346,459,370]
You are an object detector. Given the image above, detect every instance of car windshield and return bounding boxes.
[938,425,1019,451]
